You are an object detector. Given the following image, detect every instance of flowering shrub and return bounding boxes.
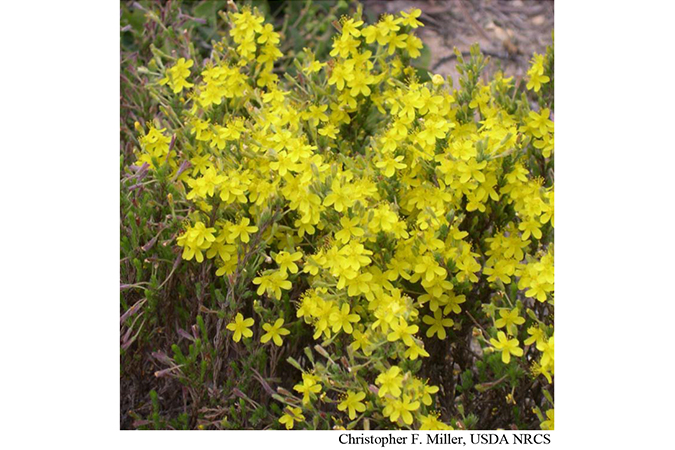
[121,1,553,430]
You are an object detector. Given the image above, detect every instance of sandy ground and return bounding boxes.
[364,0,554,84]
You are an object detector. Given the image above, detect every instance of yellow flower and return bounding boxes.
[303,104,329,126]
[443,293,467,315]
[334,216,365,244]
[304,60,326,74]
[338,390,367,420]
[253,270,292,300]
[225,313,254,342]
[400,8,423,28]
[279,407,304,429]
[275,250,303,274]
[376,155,407,177]
[490,331,524,364]
[526,54,550,92]
[159,58,194,93]
[524,326,546,347]
[384,394,420,425]
[228,217,258,244]
[405,34,423,59]
[387,317,419,346]
[422,310,454,339]
[527,108,554,138]
[531,361,553,384]
[540,408,554,430]
[519,219,543,240]
[261,318,290,346]
[328,62,353,90]
[293,373,322,405]
[329,303,360,334]
[421,383,439,406]
[376,366,404,398]
[419,413,453,430]
[340,18,364,38]
[404,342,429,360]
[414,254,447,283]
[257,23,279,45]
[494,308,525,335]
[537,335,554,367]
[318,123,338,139]
[350,329,373,356]
[176,222,216,263]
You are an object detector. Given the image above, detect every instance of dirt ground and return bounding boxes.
[364,0,554,84]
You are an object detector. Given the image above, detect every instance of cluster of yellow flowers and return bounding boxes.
[159,57,194,93]
[136,126,173,168]
[526,53,550,92]
[134,5,553,430]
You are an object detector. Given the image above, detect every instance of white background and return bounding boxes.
[0,0,673,447]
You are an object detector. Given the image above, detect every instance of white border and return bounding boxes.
[1,0,673,447]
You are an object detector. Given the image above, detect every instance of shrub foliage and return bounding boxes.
[120,0,554,431]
